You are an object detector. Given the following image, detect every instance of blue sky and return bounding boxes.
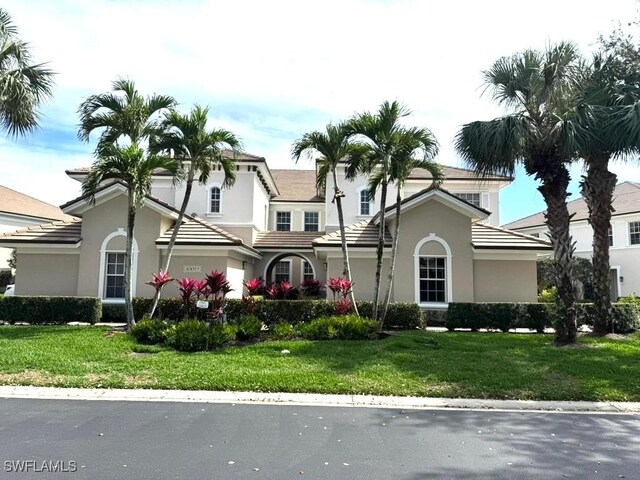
[2,0,639,225]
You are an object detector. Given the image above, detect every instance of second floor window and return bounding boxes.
[359,189,372,216]
[609,227,614,247]
[455,192,481,207]
[276,211,291,231]
[304,212,319,232]
[209,187,221,213]
[630,222,640,245]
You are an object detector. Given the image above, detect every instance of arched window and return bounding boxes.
[413,234,452,306]
[357,187,373,216]
[209,186,221,214]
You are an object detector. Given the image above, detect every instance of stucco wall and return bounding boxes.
[15,253,79,296]
[160,256,229,298]
[327,255,390,302]
[473,259,538,302]
[392,199,475,304]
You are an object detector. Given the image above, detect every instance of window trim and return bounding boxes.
[413,234,452,308]
[207,183,223,216]
[104,251,126,300]
[98,228,139,303]
[274,259,292,283]
[357,186,374,217]
[629,221,640,246]
[453,191,482,208]
[275,211,292,232]
[301,260,315,282]
[418,255,447,304]
[303,211,320,232]
[609,226,614,247]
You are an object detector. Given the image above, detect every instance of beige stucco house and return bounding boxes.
[0,152,550,309]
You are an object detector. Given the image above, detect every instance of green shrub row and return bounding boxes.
[446,302,640,334]
[297,315,378,340]
[122,297,423,329]
[0,296,102,325]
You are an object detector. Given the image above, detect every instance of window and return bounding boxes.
[304,212,319,232]
[455,192,481,207]
[359,189,372,216]
[276,212,291,231]
[609,227,614,247]
[530,232,540,238]
[209,186,221,213]
[303,261,314,282]
[630,222,640,245]
[274,261,290,283]
[419,257,446,303]
[105,253,125,299]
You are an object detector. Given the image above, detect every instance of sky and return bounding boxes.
[1,0,639,225]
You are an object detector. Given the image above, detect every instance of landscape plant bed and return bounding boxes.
[0,326,639,401]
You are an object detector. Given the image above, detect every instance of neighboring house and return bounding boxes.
[0,152,551,308]
[0,185,75,272]
[503,181,640,299]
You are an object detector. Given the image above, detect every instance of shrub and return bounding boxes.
[300,279,322,297]
[269,322,296,340]
[424,309,447,327]
[209,323,236,347]
[165,319,210,352]
[133,297,187,321]
[618,293,640,305]
[538,287,557,303]
[102,303,128,323]
[0,296,101,325]
[299,315,378,340]
[234,315,262,340]
[131,317,168,344]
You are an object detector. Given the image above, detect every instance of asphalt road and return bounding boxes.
[0,399,639,480]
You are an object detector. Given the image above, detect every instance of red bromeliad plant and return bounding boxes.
[243,277,265,296]
[146,271,174,293]
[279,281,293,300]
[265,283,279,299]
[334,297,353,316]
[327,277,354,315]
[177,277,197,308]
[205,270,232,321]
[194,279,210,299]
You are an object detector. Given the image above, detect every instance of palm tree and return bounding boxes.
[292,122,369,315]
[0,8,54,136]
[570,44,640,333]
[375,129,442,327]
[455,43,582,345]
[82,144,179,328]
[346,101,427,321]
[147,105,241,318]
[78,78,176,153]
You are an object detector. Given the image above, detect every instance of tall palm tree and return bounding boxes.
[82,144,179,328]
[147,105,241,318]
[374,128,442,326]
[0,8,54,136]
[570,45,640,333]
[455,43,582,345]
[78,78,176,153]
[292,122,369,315]
[346,101,427,321]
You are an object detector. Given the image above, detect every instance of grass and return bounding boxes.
[0,326,639,401]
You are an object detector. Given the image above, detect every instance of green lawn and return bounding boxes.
[0,326,639,401]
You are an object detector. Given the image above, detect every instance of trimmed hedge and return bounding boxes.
[125,298,424,330]
[446,302,640,334]
[0,296,102,325]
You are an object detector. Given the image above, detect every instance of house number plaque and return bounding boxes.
[184,265,202,273]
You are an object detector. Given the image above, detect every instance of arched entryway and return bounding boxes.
[263,252,318,286]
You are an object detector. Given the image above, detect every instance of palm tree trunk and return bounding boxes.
[372,175,388,321]
[149,168,195,318]
[125,196,136,329]
[581,155,616,334]
[333,169,359,317]
[380,187,402,329]
[538,169,577,344]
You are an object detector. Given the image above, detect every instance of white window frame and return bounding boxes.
[104,252,126,299]
[357,186,374,217]
[609,226,614,247]
[418,256,447,304]
[301,260,315,282]
[276,211,292,231]
[413,234,452,309]
[452,191,489,209]
[274,260,292,283]
[629,221,640,246]
[98,228,139,304]
[207,183,223,215]
[304,211,319,232]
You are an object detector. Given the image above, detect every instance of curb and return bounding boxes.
[1,386,639,414]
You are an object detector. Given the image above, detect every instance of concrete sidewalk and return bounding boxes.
[1,385,639,414]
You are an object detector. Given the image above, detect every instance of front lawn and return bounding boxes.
[0,326,639,401]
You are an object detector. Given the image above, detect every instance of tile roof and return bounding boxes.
[156,217,246,247]
[254,231,321,249]
[271,169,323,202]
[313,220,393,248]
[409,165,512,181]
[0,185,75,222]
[0,218,82,244]
[503,181,640,230]
[472,222,552,250]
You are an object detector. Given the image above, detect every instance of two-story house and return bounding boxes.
[0,151,551,309]
[504,181,640,300]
